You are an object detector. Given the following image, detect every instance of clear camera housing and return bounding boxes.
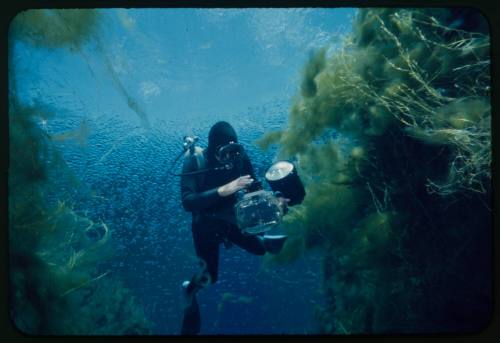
[234,190,283,235]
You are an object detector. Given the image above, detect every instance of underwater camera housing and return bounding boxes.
[235,190,284,235]
[234,161,306,235]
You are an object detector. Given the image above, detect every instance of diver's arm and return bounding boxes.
[217,175,254,197]
[180,155,222,212]
[243,155,263,192]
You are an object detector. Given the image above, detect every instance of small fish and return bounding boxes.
[51,119,90,146]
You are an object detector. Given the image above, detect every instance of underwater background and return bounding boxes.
[8,8,492,335]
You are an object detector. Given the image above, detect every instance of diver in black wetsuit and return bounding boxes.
[179,121,288,334]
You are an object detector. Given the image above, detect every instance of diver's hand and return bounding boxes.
[217,175,254,197]
[277,197,291,213]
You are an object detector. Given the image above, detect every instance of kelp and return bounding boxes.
[258,8,491,333]
[9,9,151,334]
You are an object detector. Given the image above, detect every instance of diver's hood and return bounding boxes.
[206,121,238,163]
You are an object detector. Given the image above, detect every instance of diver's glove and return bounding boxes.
[274,191,290,214]
[259,235,287,254]
[247,179,263,192]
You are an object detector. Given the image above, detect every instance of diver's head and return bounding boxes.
[215,141,244,168]
[207,121,244,168]
[208,121,238,150]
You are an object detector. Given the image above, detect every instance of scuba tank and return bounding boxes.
[169,136,241,177]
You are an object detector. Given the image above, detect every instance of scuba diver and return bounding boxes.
[179,121,288,335]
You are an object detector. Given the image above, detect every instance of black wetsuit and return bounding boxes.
[180,149,265,285]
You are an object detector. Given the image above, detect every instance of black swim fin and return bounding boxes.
[180,294,201,335]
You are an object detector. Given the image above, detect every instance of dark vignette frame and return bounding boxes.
[1,1,498,343]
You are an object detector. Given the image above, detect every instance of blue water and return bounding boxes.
[10,8,356,334]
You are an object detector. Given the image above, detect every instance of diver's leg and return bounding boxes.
[185,258,212,295]
[180,227,220,335]
[192,228,220,285]
[227,225,287,255]
[185,222,221,293]
[226,225,266,255]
